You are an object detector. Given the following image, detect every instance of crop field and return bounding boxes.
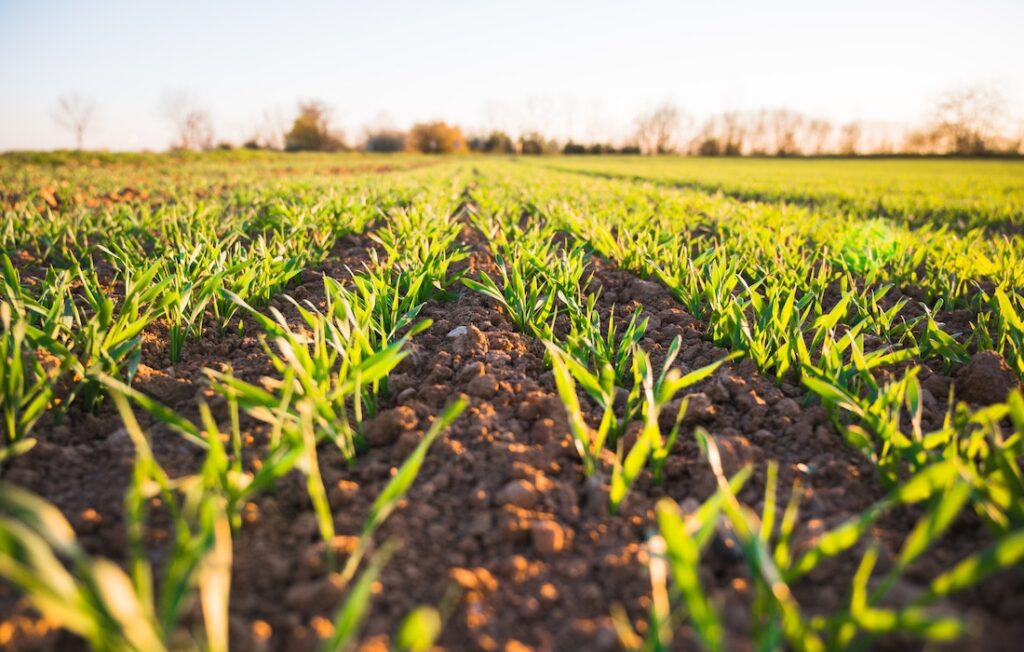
[2,152,1024,651]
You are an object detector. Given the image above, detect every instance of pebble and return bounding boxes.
[467,374,499,399]
[449,566,498,593]
[446,326,468,338]
[363,406,418,447]
[775,397,801,418]
[495,479,539,509]
[705,379,730,402]
[683,392,714,423]
[454,324,488,356]
[531,520,567,555]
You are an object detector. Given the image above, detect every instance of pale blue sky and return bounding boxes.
[1,0,1021,150]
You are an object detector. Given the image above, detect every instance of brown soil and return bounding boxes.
[2,222,1022,652]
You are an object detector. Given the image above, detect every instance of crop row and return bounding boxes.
[458,162,1024,650]
[2,155,1022,650]
[529,156,1024,232]
[2,162,473,649]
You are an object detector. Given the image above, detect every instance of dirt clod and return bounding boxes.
[956,351,1021,405]
[466,374,499,399]
[531,520,567,555]
[495,480,539,509]
[363,406,419,447]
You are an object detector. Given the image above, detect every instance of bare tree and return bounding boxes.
[255,107,288,150]
[635,103,686,154]
[160,91,215,151]
[928,85,1008,154]
[838,122,862,155]
[719,111,747,155]
[804,119,833,155]
[746,110,771,155]
[767,109,804,156]
[52,93,96,149]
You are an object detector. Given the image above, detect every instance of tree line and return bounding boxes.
[51,85,1023,156]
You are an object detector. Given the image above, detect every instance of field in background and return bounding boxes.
[2,152,1023,651]
[531,156,1024,231]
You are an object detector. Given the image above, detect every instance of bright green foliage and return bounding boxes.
[2,153,1023,650]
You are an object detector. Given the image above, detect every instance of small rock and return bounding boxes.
[705,379,730,402]
[629,279,663,301]
[454,325,488,356]
[447,326,468,338]
[466,374,499,399]
[814,425,833,445]
[684,392,715,422]
[920,387,937,411]
[495,479,539,509]
[735,389,766,411]
[449,566,498,593]
[363,406,418,447]
[329,480,359,505]
[531,520,567,555]
[775,397,801,419]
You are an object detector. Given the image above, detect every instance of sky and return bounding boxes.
[1,0,1021,151]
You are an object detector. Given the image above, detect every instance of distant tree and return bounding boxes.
[634,104,686,154]
[160,91,215,151]
[467,135,485,152]
[719,112,746,155]
[838,122,862,155]
[285,101,345,151]
[804,119,833,155]
[408,122,466,153]
[364,128,406,152]
[926,85,1008,154]
[518,132,558,155]
[563,141,586,155]
[52,93,96,149]
[690,112,748,156]
[768,109,805,156]
[746,110,771,155]
[695,137,723,156]
[482,130,515,154]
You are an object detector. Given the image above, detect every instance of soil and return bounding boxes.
[2,214,1023,651]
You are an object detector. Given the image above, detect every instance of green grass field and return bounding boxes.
[531,156,1024,230]
[2,153,1023,651]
